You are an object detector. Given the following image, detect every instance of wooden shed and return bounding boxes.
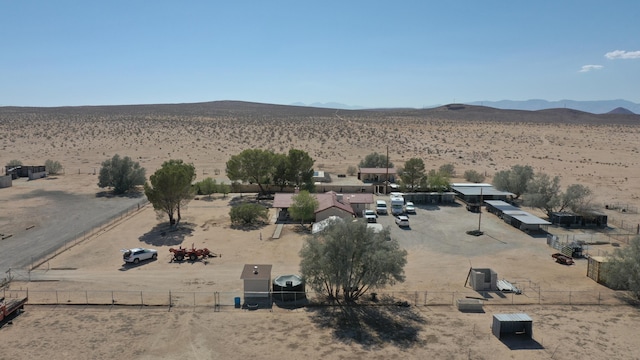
[492,313,533,339]
[240,264,272,298]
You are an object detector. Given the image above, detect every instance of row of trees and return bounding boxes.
[226,148,315,194]
[492,165,593,218]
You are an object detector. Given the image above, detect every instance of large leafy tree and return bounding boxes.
[98,154,146,194]
[492,165,534,199]
[300,219,407,304]
[271,153,289,191]
[359,152,393,169]
[288,190,319,225]
[427,169,450,192]
[523,172,561,218]
[226,149,276,194]
[286,149,315,190]
[559,184,592,213]
[144,159,195,226]
[401,158,426,191]
[604,237,640,298]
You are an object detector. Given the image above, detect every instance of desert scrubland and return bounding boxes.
[1,101,640,360]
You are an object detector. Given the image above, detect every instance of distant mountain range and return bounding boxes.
[464,99,639,114]
[290,102,366,110]
[292,99,639,114]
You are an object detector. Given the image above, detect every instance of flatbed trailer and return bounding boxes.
[1,296,28,322]
[552,253,575,265]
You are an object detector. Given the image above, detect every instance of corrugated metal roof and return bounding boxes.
[493,313,532,322]
[484,200,519,212]
[503,210,551,225]
[452,186,514,196]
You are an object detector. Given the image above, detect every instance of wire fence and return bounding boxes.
[1,198,148,286]
[3,286,633,312]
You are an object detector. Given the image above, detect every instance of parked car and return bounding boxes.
[395,215,410,227]
[122,248,158,264]
[363,209,378,223]
[404,201,416,214]
[376,200,388,215]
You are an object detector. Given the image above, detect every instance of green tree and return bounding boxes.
[271,153,289,191]
[438,163,455,177]
[98,154,146,194]
[359,152,393,168]
[523,172,561,218]
[218,181,231,198]
[45,159,63,175]
[229,203,269,226]
[492,165,534,199]
[300,219,407,304]
[560,184,592,213]
[427,169,450,192]
[400,158,426,191]
[286,149,315,190]
[288,190,319,225]
[604,237,640,298]
[463,169,485,183]
[144,159,195,226]
[196,177,217,198]
[226,149,275,195]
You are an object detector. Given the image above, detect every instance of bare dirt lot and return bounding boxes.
[1,102,640,359]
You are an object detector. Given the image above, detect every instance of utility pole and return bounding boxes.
[478,187,483,232]
[385,145,389,195]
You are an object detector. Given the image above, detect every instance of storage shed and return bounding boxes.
[492,313,533,339]
[240,264,272,298]
[272,274,306,301]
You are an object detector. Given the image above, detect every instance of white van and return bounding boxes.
[376,200,388,215]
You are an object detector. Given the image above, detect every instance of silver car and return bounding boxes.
[395,215,410,228]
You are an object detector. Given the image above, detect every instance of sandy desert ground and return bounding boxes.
[1,102,640,359]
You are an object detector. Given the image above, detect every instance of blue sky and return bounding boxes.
[2,1,639,108]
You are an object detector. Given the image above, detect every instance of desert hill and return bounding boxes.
[1,100,639,125]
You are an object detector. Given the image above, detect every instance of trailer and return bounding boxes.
[1,296,28,322]
[169,244,221,262]
[552,253,574,265]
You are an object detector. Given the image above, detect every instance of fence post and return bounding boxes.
[141,291,144,306]
[569,291,572,305]
[169,291,172,311]
[56,290,59,304]
[85,291,88,305]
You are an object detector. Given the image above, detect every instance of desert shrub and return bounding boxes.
[6,159,22,167]
[463,169,485,183]
[230,203,269,226]
[45,159,63,175]
[439,163,455,177]
[346,165,357,176]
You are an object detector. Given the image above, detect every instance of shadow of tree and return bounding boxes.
[307,302,426,349]
[96,189,145,199]
[138,223,195,247]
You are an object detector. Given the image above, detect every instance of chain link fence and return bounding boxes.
[3,287,633,311]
